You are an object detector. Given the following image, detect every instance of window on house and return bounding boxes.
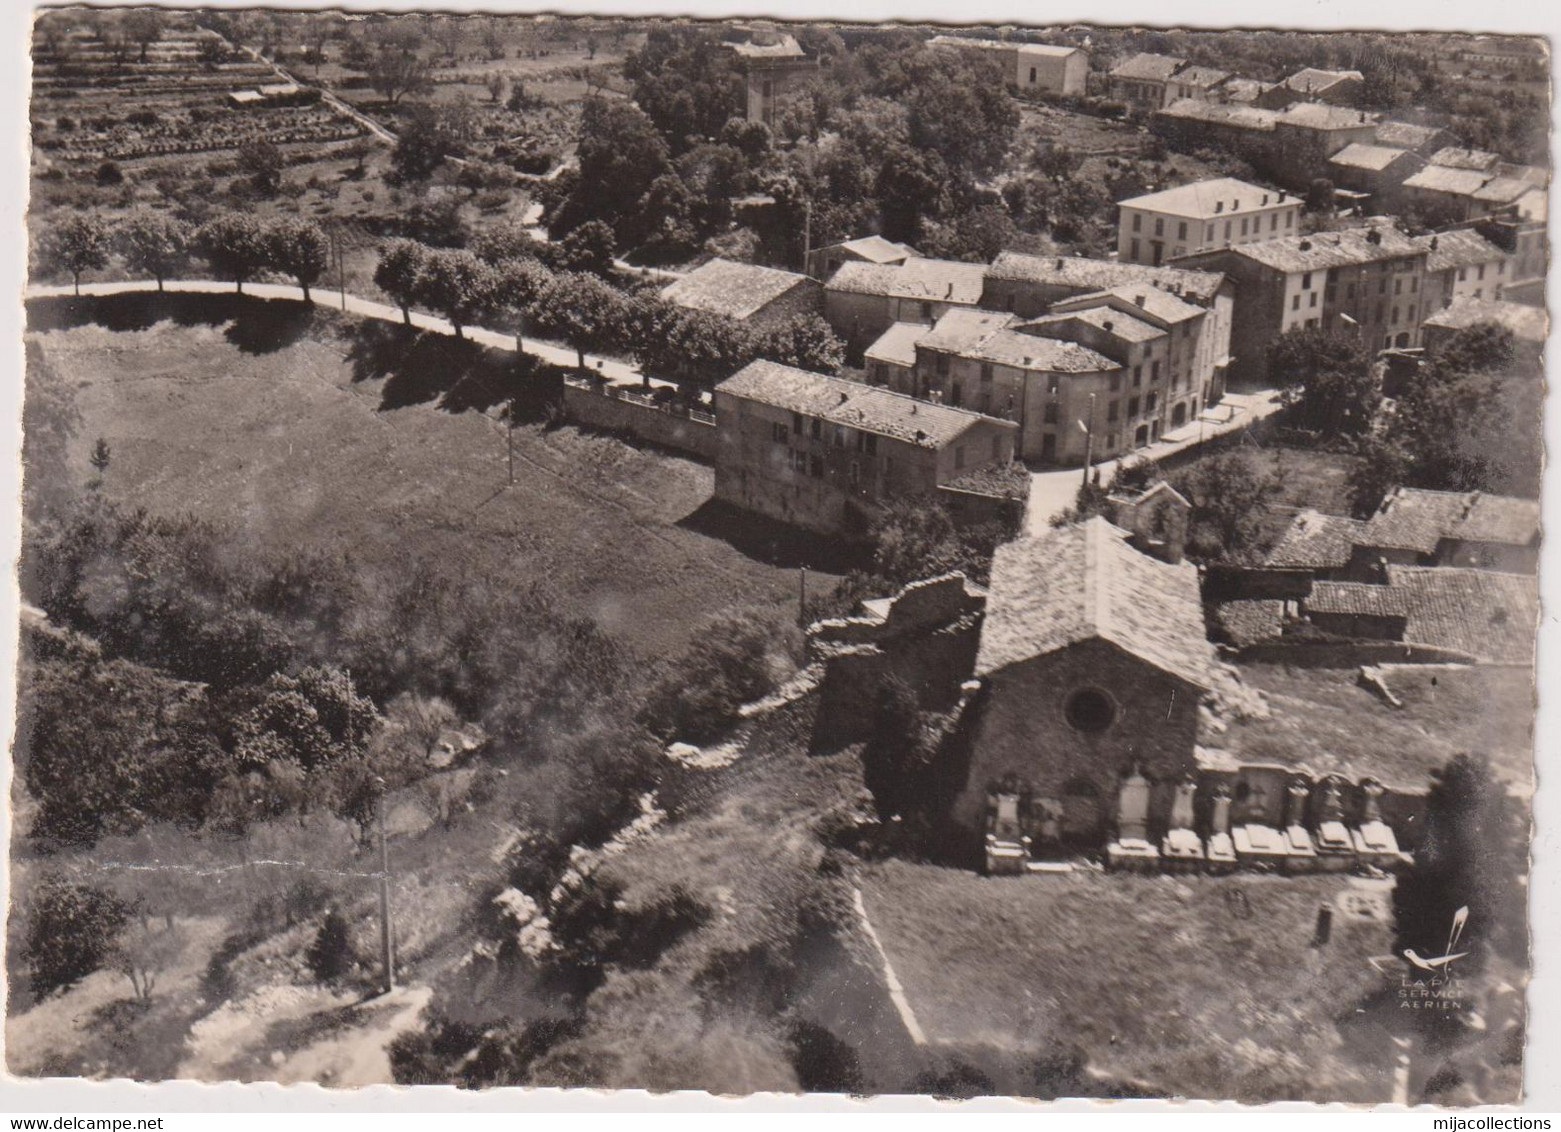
[1107,399,1120,422]
[865,433,878,457]
[1109,371,1121,392]
[1376,301,1385,322]
[936,354,949,377]
[980,363,993,385]
[1379,278,1387,295]
[1151,360,1161,382]
[1043,402,1059,424]
[1132,213,1142,233]
[772,422,788,444]
[1477,264,1486,281]
[1177,221,1188,240]
[1407,303,1416,321]
[1146,392,1158,411]
[834,426,845,448]
[1302,272,1312,288]
[1394,278,1402,295]
[1133,364,1143,386]
[1154,217,1164,237]
[1224,220,1232,240]
[1128,395,1140,416]
[1030,67,1037,82]
[1411,276,1419,292]
[1241,218,1249,236]
[791,412,802,435]
[1292,295,1301,311]
[1391,306,1399,323]
[1270,213,1278,231]
[811,419,821,440]
[1285,212,1294,228]
[949,382,962,407]
[1130,238,1141,261]
[1205,224,1215,242]
[850,461,860,486]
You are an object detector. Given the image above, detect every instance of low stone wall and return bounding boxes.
[562,380,718,461]
[937,485,1025,531]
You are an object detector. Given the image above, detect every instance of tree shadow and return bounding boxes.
[222,299,324,355]
[675,498,867,575]
[344,319,562,419]
[26,292,231,334]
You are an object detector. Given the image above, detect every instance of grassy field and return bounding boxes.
[26,296,842,658]
[859,860,1399,1103]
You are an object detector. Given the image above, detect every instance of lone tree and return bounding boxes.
[116,921,187,1002]
[268,218,331,303]
[123,8,164,63]
[306,907,355,982]
[117,209,191,292]
[41,213,111,296]
[412,248,502,339]
[238,139,285,197]
[197,212,270,294]
[1168,450,1284,563]
[366,47,433,107]
[373,239,428,325]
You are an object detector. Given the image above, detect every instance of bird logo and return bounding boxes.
[1402,906,1470,974]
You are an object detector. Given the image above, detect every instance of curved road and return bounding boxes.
[25,277,660,388]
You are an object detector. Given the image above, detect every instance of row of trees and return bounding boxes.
[38,209,331,301]
[373,234,844,380]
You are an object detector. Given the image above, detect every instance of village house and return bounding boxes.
[1325,143,1425,209]
[1350,486,1541,576]
[1116,177,1301,266]
[1421,298,1548,369]
[660,257,821,331]
[805,235,917,282]
[1107,52,1190,111]
[1215,76,1276,105]
[712,360,1017,535]
[862,320,927,389]
[1175,225,1429,383]
[1165,64,1232,105]
[1254,67,1364,110]
[1427,146,1502,173]
[1373,120,1459,157]
[951,516,1217,860]
[823,257,987,357]
[721,29,819,127]
[927,34,1089,96]
[1152,100,1379,191]
[982,252,1233,399]
[1305,566,1537,664]
[1399,156,1542,226]
[1270,102,1381,187]
[1474,191,1548,305]
[1411,229,1512,310]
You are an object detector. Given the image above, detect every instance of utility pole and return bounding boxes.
[506,396,515,486]
[1079,392,1097,488]
[801,198,812,275]
[373,774,395,995]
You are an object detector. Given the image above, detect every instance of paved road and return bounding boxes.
[25,278,669,390]
[1023,389,1285,533]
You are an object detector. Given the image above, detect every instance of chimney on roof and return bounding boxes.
[1134,293,1146,306]
[1366,228,1382,245]
[1299,238,1312,251]
[1055,257,1064,269]
[1103,320,1114,333]
[838,391,849,404]
[945,283,954,299]
[1215,201,1224,213]
[1431,235,1439,250]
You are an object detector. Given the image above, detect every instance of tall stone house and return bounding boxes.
[1116,177,1302,266]
[712,360,1017,535]
[822,257,987,357]
[660,258,821,332]
[927,35,1089,96]
[1175,225,1430,383]
[722,31,819,127]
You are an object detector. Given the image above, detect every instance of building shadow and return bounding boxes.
[675,498,867,575]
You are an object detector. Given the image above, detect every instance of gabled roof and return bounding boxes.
[1328,142,1413,172]
[1119,176,1292,219]
[1051,284,1205,325]
[975,517,1215,688]
[1307,581,1411,618]
[830,235,917,264]
[1428,146,1501,172]
[1219,77,1275,103]
[917,308,1122,372]
[716,360,1009,449]
[1359,487,1541,554]
[1422,298,1548,343]
[1027,306,1163,344]
[1373,121,1447,151]
[1265,509,1369,570]
[1383,565,1537,664]
[1403,165,1490,195]
[1173,65,1230,88]
[1411,229,1507,273]
[1158,98,1279,131]
[863,321,929,368]
[661,258,813,320]
[928,35,1083,58]
[1471,176,1535,206]
[725,34,806,59]
[986,251,1226,304]
[1282,67,1363,94]
[826,257,987,305]
[1213,226,1422,274]
[1110,52,1186,82]
[1275,102,1378,131]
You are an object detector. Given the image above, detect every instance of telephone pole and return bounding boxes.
[1080,392,1097,488]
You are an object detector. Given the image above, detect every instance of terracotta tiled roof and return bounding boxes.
[1275,102,1377,130]
[1110,52,1186,82]
[1282,67,1362,94]
[986,251,1226,304]
[1119,176,1291,219]
[1383,565,1538,664]
[1428,146,1501,172]
[1422,298,1548,343]
[1222,226,1422,274]
[1373,121,1445,151]
[826,257,987,305]
[1403,165,1490,195]
[1411,229,1507,273]
[717,360,1009,449]
[975,516,1215,688]
[833,235,917,264]
[1306,582,1412,618]
[1027,306,1164,344]
[1052,284,1205,325]
[1214,600,1285,648]
[863,321,929,368]
[1360,487,1541,554]
[1328,143,1412,172]
[661,258,813,320]
[918,308,1122,372]
[1265,509,1369,570]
